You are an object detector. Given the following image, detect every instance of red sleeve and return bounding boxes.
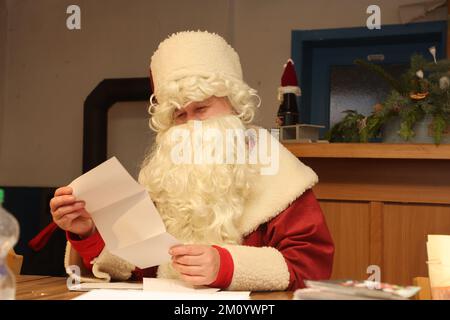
[131,266,158,281]
[262,189,334,290]
[67,230,160,279]
[66,230,105,270]
[208,245,234,289]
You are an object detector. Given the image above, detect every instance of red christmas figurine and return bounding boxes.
[277,59,301,126]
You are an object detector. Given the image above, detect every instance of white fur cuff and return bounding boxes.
[64,242,135,283]
[222,245,290,291]
[91,248,135,281]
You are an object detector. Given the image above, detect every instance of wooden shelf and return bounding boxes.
[283,143,450,160]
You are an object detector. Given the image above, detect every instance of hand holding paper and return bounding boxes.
[68,157,180,269]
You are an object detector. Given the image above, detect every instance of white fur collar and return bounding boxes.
[237,129,318,237]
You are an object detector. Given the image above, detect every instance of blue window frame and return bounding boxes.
[291,21,447,137]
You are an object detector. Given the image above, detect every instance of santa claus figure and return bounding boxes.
[49,31,334,291]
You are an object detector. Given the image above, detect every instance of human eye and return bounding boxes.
[174,111,186,120]
[195,106,208,113]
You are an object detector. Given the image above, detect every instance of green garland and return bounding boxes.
[327,51,450,144]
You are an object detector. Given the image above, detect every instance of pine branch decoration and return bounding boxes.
[327,51,450,144]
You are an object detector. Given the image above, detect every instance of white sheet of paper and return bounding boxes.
[427,234,450,265]
[68,157,180,268]
[73,289,250,300]
[143,278,220,294]
[69,282,143,292]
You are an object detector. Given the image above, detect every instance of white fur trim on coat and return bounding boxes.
[237,129,318,237]
[223,245,290,291]
[64,242,134,283]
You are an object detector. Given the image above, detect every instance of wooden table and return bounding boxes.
[15,275,293,300]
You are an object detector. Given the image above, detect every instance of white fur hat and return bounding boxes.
[150,31,243,100]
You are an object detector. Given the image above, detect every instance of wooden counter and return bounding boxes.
[284,142,450,286]
[284,142,450,160]
[15,275,293,300]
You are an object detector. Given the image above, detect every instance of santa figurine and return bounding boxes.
[40,31,334,291]
[277,59,301,127]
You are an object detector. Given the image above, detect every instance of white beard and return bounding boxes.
[138,115,257,279]
[139,115,257,247]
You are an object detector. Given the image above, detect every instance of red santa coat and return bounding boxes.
[68,189,333,291]
[64,130,334,291]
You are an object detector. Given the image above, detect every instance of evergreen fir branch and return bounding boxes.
[326,110,364,142]
[383,90,409,114]
[398,105,425,140]
[360,112,391,142]
[327,54,450,144]
[398,121,415,140]
[399,73,413,94]
[424,59,450,73]
[354,59,405,94]
[409,53,428,72]
[432,113,447,144]
[416,98,435,114]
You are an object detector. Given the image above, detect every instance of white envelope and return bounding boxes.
[69,157,180,269]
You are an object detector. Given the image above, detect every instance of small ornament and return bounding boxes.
[429,46,437,64]
[411,69,429,97]
[416,70,424,79]
[409,91,429,100]
[373,103,383,113]
[357,117,367,131]
[439,76,450,90]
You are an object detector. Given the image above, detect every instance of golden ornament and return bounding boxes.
[373,103,383,113]
[409,91,429,100]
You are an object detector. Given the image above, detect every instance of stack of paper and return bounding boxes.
[74,289,250,300]
[73,278,250,300]
[69,282,143,292]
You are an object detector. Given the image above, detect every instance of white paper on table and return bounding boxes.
[143,278,220,294]
[427,234,450,288]
[69,282,143,292]
[427,234,450,265]
[73,289,250,300]
[68,156,180,268]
